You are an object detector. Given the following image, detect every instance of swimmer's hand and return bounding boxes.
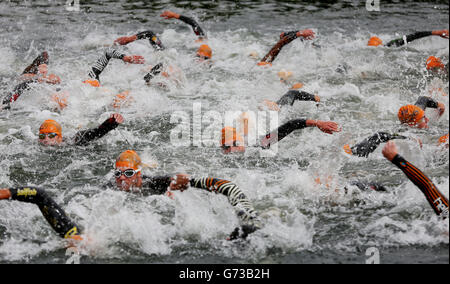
[307,120,341,134]
[114,35,137,46]
[432,29,449,39]
[110,113,124,124]
[382,141,398,162]
[296,29,315,40]
[123,55,145,64]
[160,11,180,20]
[170,174,190,192]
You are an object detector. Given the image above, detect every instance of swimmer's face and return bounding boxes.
[416,116,429,129]
[115,166,142,192]
[38,132,63,146]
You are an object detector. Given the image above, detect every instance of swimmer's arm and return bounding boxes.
[276,90,319,107]
[1,80,34,108]
[390,155,449,218]
[88,49,144,81]
[0,187,82,239]
[144,63,164,84]
[260,29,315,64]
[141,176,173,195]
[415,96,445,116]
[189,177,261,240]
[260,119,340,149]
[386,31,444,47]
[73,114,123,146]
[22,51,49,75]
[348,132,407,158]
[114,31,165,51]
[161,11,206,39]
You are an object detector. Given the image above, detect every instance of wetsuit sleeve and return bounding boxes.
[8,187,82,239]
[349,132,407,158]
[1,80,33,109]
[141,176,172,195]
[260,119,308,149]
[190,177,261,239]
[73,117,120,146]
[178,15,206,38]
[144,63,164,83]
[22,51,49,75]
[391,155,449,218]
[277,90,317,107]
[386,31,433,47]
[415,96,439,110]
[136,31,165,51]
[88,48,126,81]
[260,32,300,63]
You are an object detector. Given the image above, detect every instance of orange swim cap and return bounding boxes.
[197,44,212,59]
[398,105,425,126]
[368,36,383,47]
[343,144,353,155]
[290,83,304,90]
[221,127,244,147]
[438,133,449,146]
[426,56,445,71]
[83,79,100,87]
[39,120,62,137]
[115,150,142,170]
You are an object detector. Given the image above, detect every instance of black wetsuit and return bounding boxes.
[414,96,440,110]
[260,119,311,149]
[261,31,306,64]
[71,116,121,146]
[386,31,434,47]
[6,187,82,239]
[277,90,317,108]
[391,154,448,218]
[177,15,206,38]
[135,30,165,51]
[87,48,126,82]
[1,80,34,109]
[347,132,408,158]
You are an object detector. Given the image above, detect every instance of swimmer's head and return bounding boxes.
[196,44,212,60]
[220,127,245,154]
[83,79,100,88]
[115,150,143,192]
[438,133,449,147]
[368,36,383,47]
[398,105,428,128]
[39,119,63,146]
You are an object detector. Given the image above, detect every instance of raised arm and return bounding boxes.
[114,30,165,51]
[87,48,144,81]
[415,96,445,117]
[260,119,340,149]
[276,90,320,107]
[0,187,82,239]
[160,11,206,39]
[73,113,124,146]
[259,29,315,64]
[382,141,448,218]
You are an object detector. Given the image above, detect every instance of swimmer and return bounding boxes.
[258,29,315,66]
[112,150,261,239]
[38,113,124,146]
[382,141,448,218]
[367,29,449,47]
[220,118,341,154]
[397,96,445,129]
